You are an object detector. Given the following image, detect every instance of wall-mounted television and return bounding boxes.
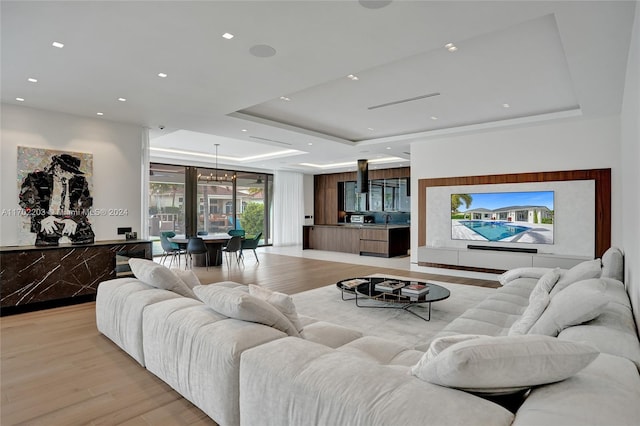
[451,191,554,244]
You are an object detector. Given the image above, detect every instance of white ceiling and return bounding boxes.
[1,1,636,174]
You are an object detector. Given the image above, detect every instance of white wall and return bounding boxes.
[620,2,640,331]
[1,104,144,245]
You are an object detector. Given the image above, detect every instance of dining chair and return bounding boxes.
[220,235,243,267]
[240,232,262,262]
[186,237,209,270]
[228,229,245,237]
[159,231,185,268]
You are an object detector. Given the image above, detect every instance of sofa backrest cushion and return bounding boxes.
[601,246,624,282]
[411,335,599,394]
[498,267,551,286]
[509,290,551,335]
[170,267,201,289]
[193,284,300,337]
[529,278,608,337]
[248,284,303,333]
[129,258,197,299]
[550,259,602,297]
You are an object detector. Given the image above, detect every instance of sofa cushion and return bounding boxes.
[128,258,197,299]
[529,278,608,337]
[300,321,363,348]
[411,335,598,394]
[248,284,303,332]
[498,267,551,286]
[550,259,602,297]
[170,267,201,289]
[422,334,486,362]
[337,336,423,367]
[508,290,550,335]
[193,284,300,337]
[529,268,561,302]
[240,337,515,426]
[601,246,624,282]
[512,353,640,426]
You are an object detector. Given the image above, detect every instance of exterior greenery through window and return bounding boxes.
[149,163,272,255]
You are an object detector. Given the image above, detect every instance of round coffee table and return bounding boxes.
[337,277,450,321]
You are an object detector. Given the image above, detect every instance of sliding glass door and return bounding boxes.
[150,163,272,249]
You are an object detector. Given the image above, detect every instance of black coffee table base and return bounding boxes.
[354,291,435,321]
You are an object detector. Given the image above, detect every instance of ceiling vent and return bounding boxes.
[249,136,292,146]
[368,92,440,110]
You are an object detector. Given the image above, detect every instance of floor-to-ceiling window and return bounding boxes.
[149,164,186,236]
[149,163,272,255]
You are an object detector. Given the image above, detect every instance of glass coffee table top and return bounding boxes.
[336,277,451,321]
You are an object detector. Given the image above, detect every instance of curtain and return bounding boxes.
[273,170,304,246]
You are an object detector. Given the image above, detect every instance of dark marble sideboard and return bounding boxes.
[0,240,152,316]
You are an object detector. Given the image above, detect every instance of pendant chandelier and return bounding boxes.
[198,143,236,182]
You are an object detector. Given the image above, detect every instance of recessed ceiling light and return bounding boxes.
[118,97,127,102]
[367,127,374,131]
[430,116,438,120]
[241,129,248,132]
[27,78,38,83]
[445,42,457,52]
[386,147,391,150]
[222,33,234,40]
[96,112,104,116]
[503,103,510,108]
[157,73,168,78]
[347,74,359,81]
[16,97,25,102]
[308,142,313,146]
[279,96,291,101]
[52,41,64,48]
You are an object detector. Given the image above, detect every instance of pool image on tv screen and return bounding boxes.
[451,191,554,244]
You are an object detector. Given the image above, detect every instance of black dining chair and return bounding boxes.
[220,235,243,267]
[160,231,185,268]
[241,232,262,262]
[186,237,209,270]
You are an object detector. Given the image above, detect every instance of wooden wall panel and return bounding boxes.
[417,169,611,258]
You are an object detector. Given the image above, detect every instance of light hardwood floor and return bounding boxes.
[1,251,498,425]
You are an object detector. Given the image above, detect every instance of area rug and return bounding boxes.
[292,273,494,349]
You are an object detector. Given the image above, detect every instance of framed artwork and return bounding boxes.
[17,147,95,246]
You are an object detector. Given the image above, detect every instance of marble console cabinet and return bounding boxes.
[418,246,591,273]
[0,240,151,315]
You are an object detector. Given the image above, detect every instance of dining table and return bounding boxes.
[170,233,231,267]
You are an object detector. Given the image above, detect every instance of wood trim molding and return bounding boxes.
[418,169,611,258]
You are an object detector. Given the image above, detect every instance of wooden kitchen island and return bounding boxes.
[303,224,409,258]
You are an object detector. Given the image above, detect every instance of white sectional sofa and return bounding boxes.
[96,248,640,426]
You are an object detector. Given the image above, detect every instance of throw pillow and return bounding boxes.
[498,267,553,286]
[411,335,598,394]
[193,284,300,337]
[508,291,550,335]
[550,259,602,297]
[248,284,303,332]
[601,247,624,282]
[528,278,608,337]
[170,268,201,289]
[128,258,197,299]
[529,268,561,302]
[422,334,486,363]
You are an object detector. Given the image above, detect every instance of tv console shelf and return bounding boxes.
[417,246,591,274]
